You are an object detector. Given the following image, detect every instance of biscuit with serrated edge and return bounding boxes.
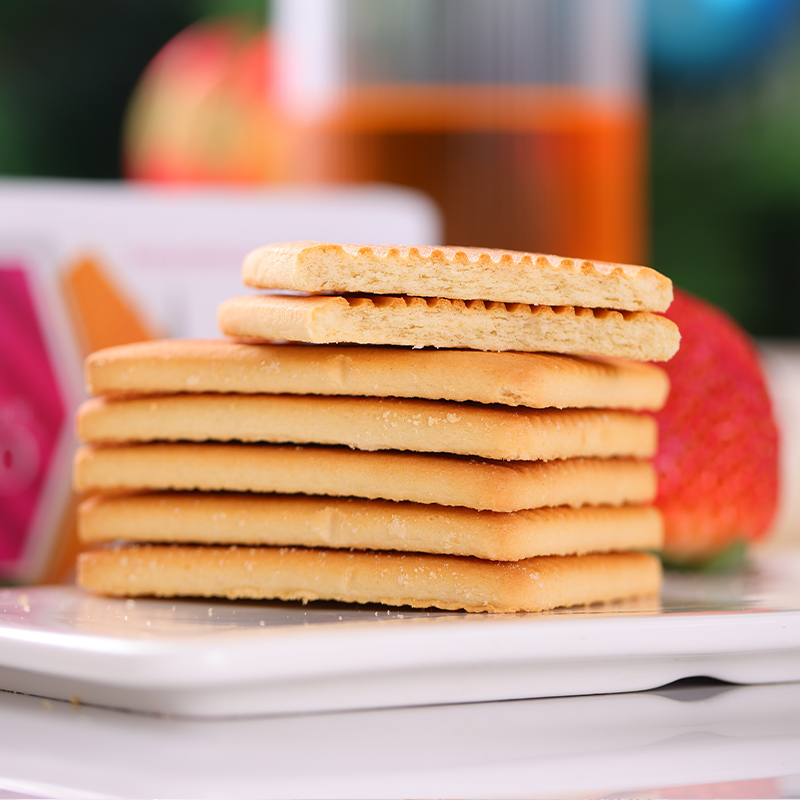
[218,295,680,362]
[243,242,673,313]
[85,340,670,410]
[77,394,657,462]
[78,492,663,560]
[77,545,662,613]
[73,443,655,513]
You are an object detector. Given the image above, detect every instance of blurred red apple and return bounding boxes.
[123,19,288,183]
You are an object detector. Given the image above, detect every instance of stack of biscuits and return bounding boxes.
[75,242,679,613]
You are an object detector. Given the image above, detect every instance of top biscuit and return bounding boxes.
[243,241,673,313]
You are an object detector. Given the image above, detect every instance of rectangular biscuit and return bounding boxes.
[243,242,673,313]
[77,545,663,613]
[78,492,663,560]
[217,295,680,362]
[84,340,670,411]
[77,394,657,462]
[73,443,656,512]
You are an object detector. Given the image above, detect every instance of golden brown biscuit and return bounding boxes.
[77,394,657,462]
[77,544,663,613]
[243,242,673,312]
[78,492,663,560]
[217,295,680,362]
[73,443,656,512]
[84,340,670,411]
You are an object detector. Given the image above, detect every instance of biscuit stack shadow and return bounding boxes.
[74,242,680,613]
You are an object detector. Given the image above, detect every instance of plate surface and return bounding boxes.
[1,547,799,718]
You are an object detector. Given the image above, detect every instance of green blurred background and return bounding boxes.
[1,0,800,336]
[0,0,266,179]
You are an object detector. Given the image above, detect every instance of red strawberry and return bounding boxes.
[654,289,779,565]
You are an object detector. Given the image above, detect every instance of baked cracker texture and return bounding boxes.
[242,242,673,312]
[75,239,675,614]
[84,340,670,411]
[78,493,664,561]
[217,295,680,361]
[77,545,663,613]
[73,443,656,512]
[77,394,657,462]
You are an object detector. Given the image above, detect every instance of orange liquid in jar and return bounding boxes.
[288,85,646,264]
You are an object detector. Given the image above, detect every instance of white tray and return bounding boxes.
[2,676,799,799]
[1,548,799,718]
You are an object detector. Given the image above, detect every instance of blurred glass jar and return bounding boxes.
[273,0,646,263]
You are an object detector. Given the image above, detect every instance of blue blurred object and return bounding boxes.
[647,0,799,80]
